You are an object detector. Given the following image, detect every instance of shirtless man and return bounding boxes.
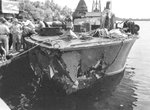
[0,17,10,55]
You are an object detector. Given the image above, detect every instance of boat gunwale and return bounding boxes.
[25,35,138,51]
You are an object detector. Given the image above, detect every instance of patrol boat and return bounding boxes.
[24,1,140,94]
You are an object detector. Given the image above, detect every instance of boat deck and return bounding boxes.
[25,31,138,51]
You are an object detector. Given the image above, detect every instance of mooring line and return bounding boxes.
[11,39,50,61]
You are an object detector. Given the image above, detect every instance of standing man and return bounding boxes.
[22,17,35,30]
[10,18,22,52]
[5,17,13,50]
[0,17,10,55]
[35,18,46,32]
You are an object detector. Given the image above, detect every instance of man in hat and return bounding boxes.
[0,17,10,56]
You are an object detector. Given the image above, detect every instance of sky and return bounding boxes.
[31,0,150,18]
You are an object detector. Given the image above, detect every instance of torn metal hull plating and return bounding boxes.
[25,35,137,94]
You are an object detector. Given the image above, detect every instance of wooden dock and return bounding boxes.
[0,98,10,110]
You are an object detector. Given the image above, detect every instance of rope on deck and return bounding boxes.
[11,39,51,61]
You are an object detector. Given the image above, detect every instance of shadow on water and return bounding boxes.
[0,55,137,110]
[33,70,125,110]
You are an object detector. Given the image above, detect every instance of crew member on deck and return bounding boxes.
[23,17,35,30]
[35,18,46,32]
[61,15,78,39]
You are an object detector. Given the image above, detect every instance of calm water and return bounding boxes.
[0,21,150,110]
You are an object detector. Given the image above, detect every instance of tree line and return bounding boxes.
[18,0,72,22]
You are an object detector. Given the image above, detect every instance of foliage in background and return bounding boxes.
[19,0,72,22]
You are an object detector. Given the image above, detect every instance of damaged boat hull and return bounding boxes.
[25,37,136,94]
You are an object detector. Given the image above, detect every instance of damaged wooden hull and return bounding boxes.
[25,35,137,94]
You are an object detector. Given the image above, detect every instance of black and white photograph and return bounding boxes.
[0,0,149,110]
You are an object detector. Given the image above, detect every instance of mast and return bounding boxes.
[99,0,101,12]
[92,0,95,12]
[92,0,101,12]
